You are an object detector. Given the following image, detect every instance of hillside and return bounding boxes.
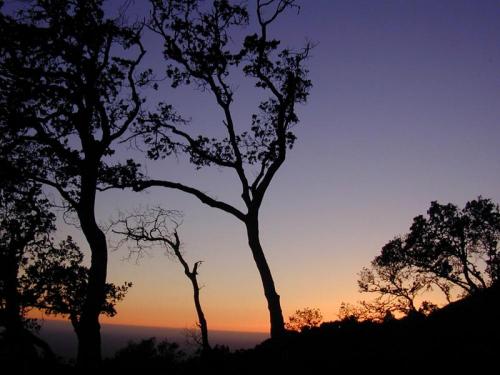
[4,285,498,374]
[187,284,500,374]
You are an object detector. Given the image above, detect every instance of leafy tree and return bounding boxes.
[285,307,323,332]
[337,302,374,323]
[112,208,211,352]
[22,237,132,333]
[0,162,55,362]
[120,0,312,339]
[358,258,447,316]
[359,197,500,315]
[0,161,130,366]
[0,0,146,367]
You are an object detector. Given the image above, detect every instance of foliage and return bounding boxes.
[111,337,185,372]
[120,0,313,339]
[0,0,147,364]
[0,163,55,328]
[141,0,311,176]
[358,262,442,316]
[357,197,500,318]
[0,157,130,334]
[338,301,395,323]
[0,163,55,266]
[285,307,323,332]
[0,0,146,201]
[22,237,132,328]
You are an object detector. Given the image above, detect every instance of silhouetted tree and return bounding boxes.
[285,307,323,332]
[0,0,146,368]
[22,237,131,334]
[0,162,55,364]
[360,197,500,313]
[119,0,312,339]
[337,302,372,323]
[112,208,211,352]
[338,299,408,323]
[358,259,446,316]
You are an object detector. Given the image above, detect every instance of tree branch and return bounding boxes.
[32,176,78,208]
[162,122,236,168]
[109,33,147,143]
[134,179,246,221]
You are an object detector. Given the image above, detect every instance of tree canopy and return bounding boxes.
[358,197,500,317]
[0,0,146,367]
[0,162,56,360]
[114,0,312,339]
[285,307,323,332]
[22,236,132,330]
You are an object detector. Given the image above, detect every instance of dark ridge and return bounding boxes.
[186,284,500,374]
[3,285,498,374]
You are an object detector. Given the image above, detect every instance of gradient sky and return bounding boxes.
[38,0,500,333]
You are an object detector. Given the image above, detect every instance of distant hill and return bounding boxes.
[38,320,268,359]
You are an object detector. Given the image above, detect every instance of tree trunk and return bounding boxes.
[189,272,210,352]
[245,213,285,338]
[75,173,108,370]
[174,242,211,352]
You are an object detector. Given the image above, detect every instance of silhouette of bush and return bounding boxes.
[285,307,323,332]
[109,337,185,373]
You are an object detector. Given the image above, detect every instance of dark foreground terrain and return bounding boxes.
[4,284,499,374]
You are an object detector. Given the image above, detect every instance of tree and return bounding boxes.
[358,256,447,316]
[0,161,56,363]
[112,208,211,352]
[22,236,132,334]
[0,161,130,366]
[0,0,145,368]
[359,197,500,314]
[285,307,323,332]
[337,302,383,323]
[119,0,311,339]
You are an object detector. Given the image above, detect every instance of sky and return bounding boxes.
[34,0,500,334]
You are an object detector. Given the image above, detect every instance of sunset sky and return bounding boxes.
[36,0,500,333]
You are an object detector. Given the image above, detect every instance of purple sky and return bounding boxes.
[44,0,500,332]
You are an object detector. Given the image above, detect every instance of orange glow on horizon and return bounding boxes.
[27,308,270,333]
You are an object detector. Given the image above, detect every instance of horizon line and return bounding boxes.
[39,317,270,335]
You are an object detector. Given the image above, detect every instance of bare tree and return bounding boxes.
[113,208,211,352]
[116,0,312,339]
